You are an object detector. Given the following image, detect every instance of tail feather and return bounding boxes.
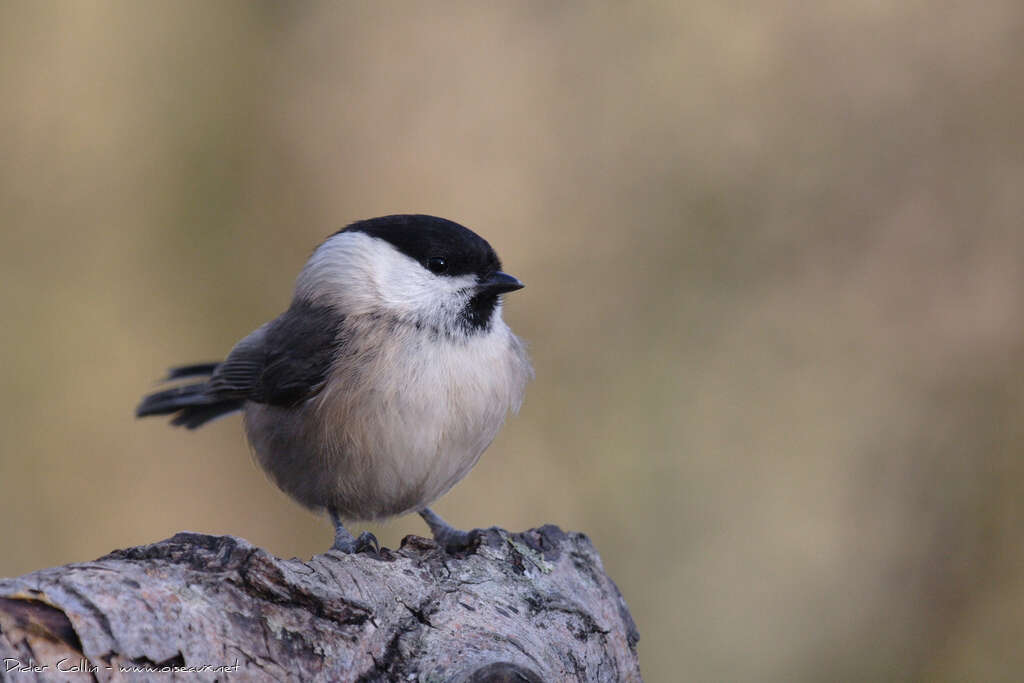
[136,371,243,430]
[136,383,213,416]
[165,362,221,381]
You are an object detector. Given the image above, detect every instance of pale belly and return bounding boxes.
[244,326,530,520]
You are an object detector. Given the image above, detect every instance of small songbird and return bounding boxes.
[136,215,532,553]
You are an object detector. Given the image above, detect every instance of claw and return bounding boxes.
[328,507,379,555]
[354,531,380,554]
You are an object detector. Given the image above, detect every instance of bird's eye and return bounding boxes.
[427,257,448,274]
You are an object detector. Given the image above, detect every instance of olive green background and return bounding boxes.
[3,3,1024,680]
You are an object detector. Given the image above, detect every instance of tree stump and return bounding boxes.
[0,526,640,681]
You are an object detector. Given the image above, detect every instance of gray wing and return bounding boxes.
[209,301,345,407]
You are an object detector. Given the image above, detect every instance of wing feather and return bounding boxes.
[208,301,343,407]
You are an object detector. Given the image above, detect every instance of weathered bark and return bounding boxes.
[0,526,640,682]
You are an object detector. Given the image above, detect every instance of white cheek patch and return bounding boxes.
[294,231,477,327]
[375,257,477,322]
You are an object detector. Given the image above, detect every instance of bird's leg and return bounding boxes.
[419,508,480,552]
[329,507,379,554]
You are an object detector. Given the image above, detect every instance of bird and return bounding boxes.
[136,214,532,553]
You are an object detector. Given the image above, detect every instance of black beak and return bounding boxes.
[477,271,524,295]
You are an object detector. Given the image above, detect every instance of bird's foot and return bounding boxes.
[331,530,380,554]
[329,508,379,554]
[419,508,484,553]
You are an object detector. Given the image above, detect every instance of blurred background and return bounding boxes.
[2,2,1023,680]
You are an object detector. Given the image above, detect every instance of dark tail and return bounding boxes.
[163,362,221,381]
[136,362,244,429]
